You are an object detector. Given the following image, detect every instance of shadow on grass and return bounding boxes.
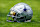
[5,20,40,23]
[31,20,40,23]
[0,19,40,24]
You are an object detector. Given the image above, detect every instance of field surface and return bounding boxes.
[0,0,40,27]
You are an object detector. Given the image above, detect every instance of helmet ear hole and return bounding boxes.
[17,13,20,17]
[20,17,24,19]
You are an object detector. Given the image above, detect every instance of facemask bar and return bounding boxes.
[7,10,17,22]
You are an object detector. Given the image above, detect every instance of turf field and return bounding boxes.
[0,0,40,27]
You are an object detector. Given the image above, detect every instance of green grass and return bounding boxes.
[0,0,40,27]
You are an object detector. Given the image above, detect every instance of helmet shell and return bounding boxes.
[10,3,33,21]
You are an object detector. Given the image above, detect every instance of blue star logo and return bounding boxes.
[24,9,27,11]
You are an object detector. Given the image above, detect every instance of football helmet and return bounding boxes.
[7,3,33,22]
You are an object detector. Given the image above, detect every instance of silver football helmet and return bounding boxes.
[7,3,33,22]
